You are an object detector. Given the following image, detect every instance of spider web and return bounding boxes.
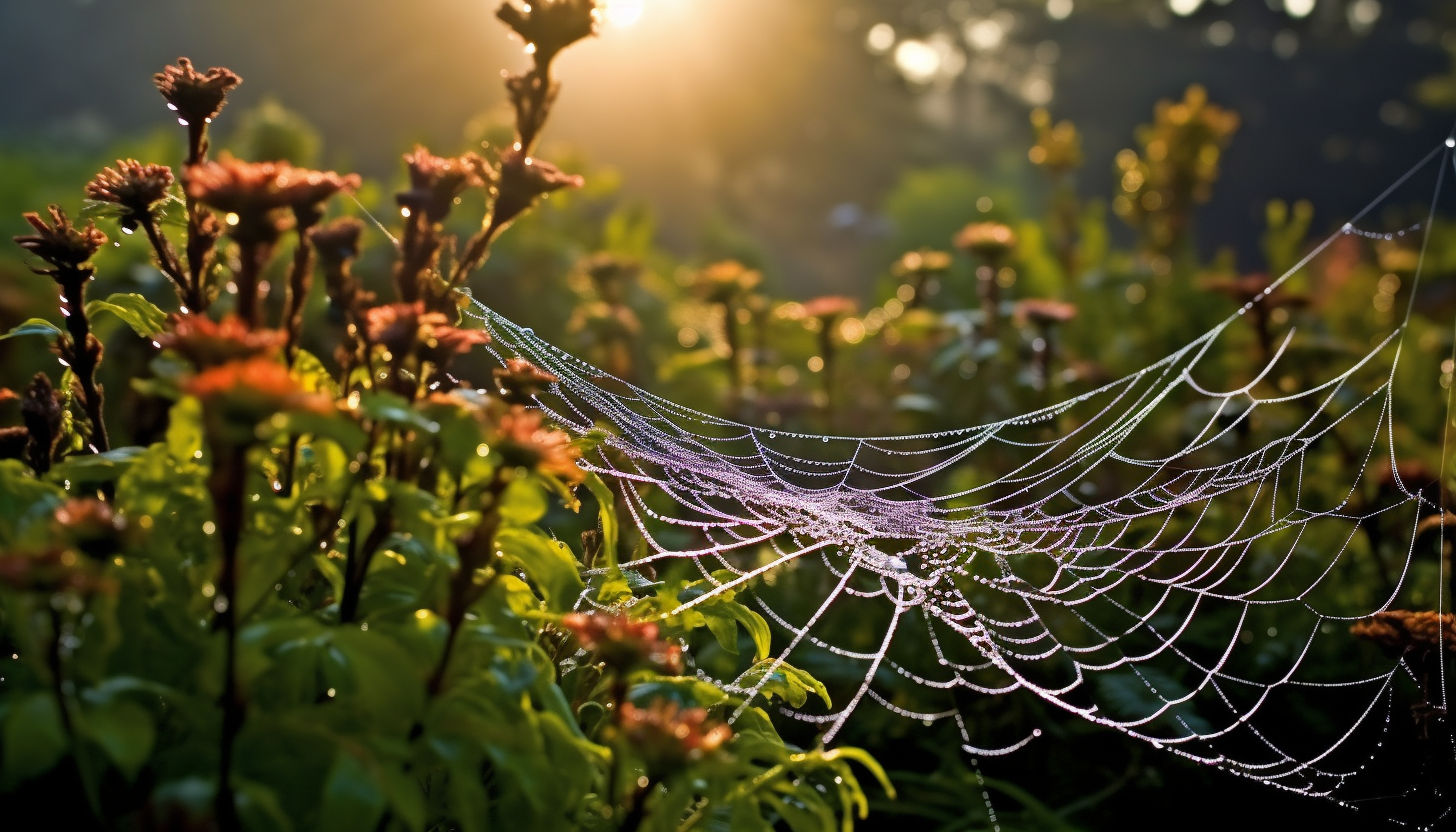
[461,140,1456,826]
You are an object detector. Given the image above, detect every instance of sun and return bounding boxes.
[602,0,645,28]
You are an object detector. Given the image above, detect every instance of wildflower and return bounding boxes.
[19,373,63,474]
[496,0,600,67]
[891,249,952,278]
[492,405,584,484]
[185,154,295,244]
[153,58,242,128]
[309,218,372,315]
[561,612,683,674]
[954,222,1018,264]
[157,314,285,368]
[419,324,493,367]
[398,146,491,222]
[14,206,107,279]
[0,548,116,597]
[491,148,584,232]
[494,358,560,404]
[1014,298,1079,328]
[186,357,332,444]
[799,295,858,324]
[275,167,361,226]
[1028,108,1083,174]
[615,700,732,774]
[54,499,127,560]
[695,260,762,305]
[85,160,176,230]
[365,303,442,355]
[1351,611,1456,655]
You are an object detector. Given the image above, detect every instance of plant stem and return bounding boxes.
[339,502,393,624]
[428,471,509,695]
[209,442,248,832]
[137,211,191,306]
[58,272,108,452]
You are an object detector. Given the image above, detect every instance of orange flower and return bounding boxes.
[186,357,333,442]
[186,154,358,242]
[616,700,732,772]
[562,612,683,674]
[157,314,285,368]
[1014,298,1079,327]
[493,405,583,484]
[695,260,762,305]
[954,222,1018,263]
[891,249,952,278]
[798,295,858,323]
[494,358,560,404]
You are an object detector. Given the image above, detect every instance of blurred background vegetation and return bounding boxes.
[4,0,1456,830]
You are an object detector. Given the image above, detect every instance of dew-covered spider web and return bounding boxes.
[459,139,1456,827]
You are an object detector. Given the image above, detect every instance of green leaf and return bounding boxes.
[0,317,61,341]
[292,349,340,398]
[497,478,547,525]
[263,410,368,458]
[85,293,167,338]
[733,660,832,709]
[81,699,155,781]
[1,693,68,787]
[47,446,148,484]
[496,527,585,612]
[318,749,387,832]
[356,391,438,434]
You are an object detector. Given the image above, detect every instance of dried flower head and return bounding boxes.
[14,206,107,279]
[1351,610,1456,656]
[365,303,439,354]
[497,0,600,67]
[494,358,560,404]
[399,146,492,222]
[153,58,242,126]
[1014,298,1079,327]
[19,373,63,474]
[187,154,357,241]
[696,260,762,305]
[308,217,364,266]
[157,314,286,368]
[491,149,584,232]
[275,167,361,225]
[955,222,1018,263]
[615,700,732,773]
[561,612,683,674]
[492,405,584,484]
[85,160,176,228]
[420,324,493,366]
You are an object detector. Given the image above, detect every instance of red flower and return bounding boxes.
[616,700,732,773]
[561,612,683,674]
[493,405,584,485]
[158,314,286,368]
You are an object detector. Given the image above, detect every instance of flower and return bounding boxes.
[308,217,364,266]
[954,222,1018,263]
[419,324,493,366]
[1351,610,1456,655]
[399,146,491,222]
[494,358,560,404]
[53,499,127,560]
[186,154,358,241]
[891,249,952,278]
[0,548,116,597]
[14,206,107,278]
[365,303,442,354]
[615,700,732,773]
[153,57,242,126]
[798,295,858,323]
[186,357,333,442]
[491,149,584,232]
[1014,298,1079,328]
[695,260,762,305]
[1028,108,1083,174]
[496,0,599,66]
[19,373,63,474]
[85,160,176,229]
[562,612,683,674]
[492,405,584,484]
[158,314,286,368]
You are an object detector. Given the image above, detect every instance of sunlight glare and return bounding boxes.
[603,0,645,28]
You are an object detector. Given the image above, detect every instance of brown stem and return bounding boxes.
[137,212,190,306]
[283,231,317,364]
[449,217,505,289]
[59,272,108,452]
[339,504,394,624]
[208,442,247,832]
[234,240,269,329]
[183,200,214,313]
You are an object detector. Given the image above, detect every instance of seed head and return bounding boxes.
[153,58,242,126]
[14,206,107,279]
